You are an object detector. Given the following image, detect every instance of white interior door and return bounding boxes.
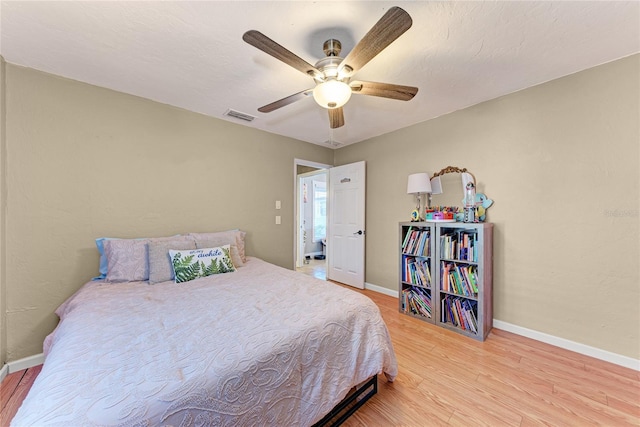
[327,161,366,289]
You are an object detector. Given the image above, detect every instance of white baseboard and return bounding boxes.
[364,282,397,297]
[0,363,7,383]
[7,353,44,373]
[364,284,639,371]
[493,320,639,371]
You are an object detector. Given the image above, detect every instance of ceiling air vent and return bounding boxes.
[224,109,256,122]
[323,139,342,148]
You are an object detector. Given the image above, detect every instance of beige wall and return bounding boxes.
[0,56,6,367]
[2,55,638,364]
[335,54,640,360]
[3,64,333,360]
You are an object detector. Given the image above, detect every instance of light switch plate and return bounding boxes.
[275,215,281,225]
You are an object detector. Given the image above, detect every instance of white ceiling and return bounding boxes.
[1,1,638,148]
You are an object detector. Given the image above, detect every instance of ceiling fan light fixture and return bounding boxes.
[313,79,352,109]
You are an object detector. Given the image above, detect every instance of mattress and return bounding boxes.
[12,257,397,426]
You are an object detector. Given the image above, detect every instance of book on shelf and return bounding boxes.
[401,226,413,249]
[402,286,432,318]
[439,229,478,262]
[457,231,477,262]
[402,256,432,287]
[440,261,478,297]
[441,295,478,333]
[402,228,431,256]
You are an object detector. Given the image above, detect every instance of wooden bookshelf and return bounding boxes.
[399,221,493,341]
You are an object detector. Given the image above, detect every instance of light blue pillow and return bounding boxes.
[92,237,113,280]
[93,235,181,280]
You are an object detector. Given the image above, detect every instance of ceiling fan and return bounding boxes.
[243,6,418,129]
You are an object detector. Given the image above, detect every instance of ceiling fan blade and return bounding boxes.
[328,107,345,129]
[258,89,314,113]
[243,30,322,79]
[338,6,412,74]
[350,80,418,101]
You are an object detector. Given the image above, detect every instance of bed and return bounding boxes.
[11,231,397,426]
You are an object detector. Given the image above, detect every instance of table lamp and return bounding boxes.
[407,173,432,221]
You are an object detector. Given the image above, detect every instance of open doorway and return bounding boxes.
[294,160,330,280]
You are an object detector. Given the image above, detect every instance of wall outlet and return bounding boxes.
[275,215,281,225]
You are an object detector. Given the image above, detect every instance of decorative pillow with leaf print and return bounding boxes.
[169,245,236,283]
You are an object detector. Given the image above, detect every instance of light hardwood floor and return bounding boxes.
[1,286,639,426]
[0,364,42,426]
[342,289,640,426]
[297,258,327,280]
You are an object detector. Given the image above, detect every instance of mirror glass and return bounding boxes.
[430,173,465,209]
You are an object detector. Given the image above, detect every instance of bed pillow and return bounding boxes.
[169,245,236,283]
[194,237,243,268]
[104,238,150,282]
[95,235,191,280]
[93,237,117,280]
[148,238,197,284]
[189,230,247,262]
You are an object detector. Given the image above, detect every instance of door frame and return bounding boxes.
[293,159,332,269]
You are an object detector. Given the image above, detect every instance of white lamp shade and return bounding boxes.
[428,171,443,195]
[313,80,352,109]
[407,173,432,194]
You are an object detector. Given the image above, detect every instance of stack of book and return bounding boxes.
[439,230,478,262]
[457,231,477,262]
[402,256,432,287]
[401,286,432,318]
[441,295,478,333]
[440,261,478,296]
[402,227,431,257]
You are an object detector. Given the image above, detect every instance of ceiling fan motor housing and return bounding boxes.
[323,39,341,57]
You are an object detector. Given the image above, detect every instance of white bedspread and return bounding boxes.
[12,258,397,426]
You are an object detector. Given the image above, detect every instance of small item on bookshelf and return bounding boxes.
[425,206,457,221]
[463,182,476,223]
[475,193,494,222]
[459,188,494,223]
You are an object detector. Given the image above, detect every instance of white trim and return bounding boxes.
[293,158,332,171]
[364,285,639,371]
[493,320,640,371]
[293,158,332,270]
[7,353,44,373]
[364,282,397,297]
[0,363,7,383]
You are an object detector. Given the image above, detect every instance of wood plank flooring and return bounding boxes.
[1,287,638,426]
[1,364,41,426]
[342,289,640,427]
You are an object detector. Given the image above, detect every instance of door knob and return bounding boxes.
[353,230,365,235]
